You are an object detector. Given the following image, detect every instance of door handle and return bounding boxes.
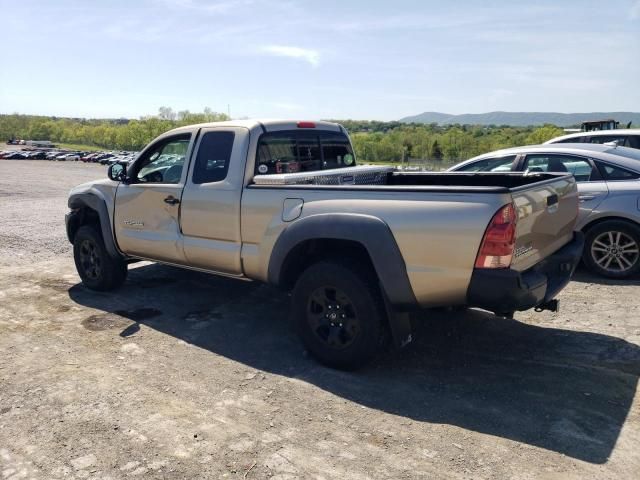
[164,196,180,205]
[579,195,596,202]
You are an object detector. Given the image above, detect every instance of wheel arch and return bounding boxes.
[580,215,640,234]
[268,213,417,310]
[67,193,121,258]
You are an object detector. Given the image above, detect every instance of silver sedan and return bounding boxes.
[449,143,640,278]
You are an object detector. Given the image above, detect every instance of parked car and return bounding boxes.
[26,150,48,159]
[545,129,640,149]
[66,120,583,369]
[449,143,640,278]
[4,152,27,159]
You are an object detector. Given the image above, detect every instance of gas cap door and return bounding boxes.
[282,198,304,222]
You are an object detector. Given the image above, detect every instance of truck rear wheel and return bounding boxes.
[290,260,387,370]
[73,225,127,291]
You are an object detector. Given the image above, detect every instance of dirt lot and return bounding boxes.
[1,160,639,479]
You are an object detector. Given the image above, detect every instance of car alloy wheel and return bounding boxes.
[590,230,640,274]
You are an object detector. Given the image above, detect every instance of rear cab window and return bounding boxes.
[256,130,355,175]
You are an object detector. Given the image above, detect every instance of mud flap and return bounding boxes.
[382,288,413,349]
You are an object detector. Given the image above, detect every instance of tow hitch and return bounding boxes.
[535,299,560,313]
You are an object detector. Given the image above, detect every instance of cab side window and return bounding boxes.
[192,131,235,184]
[135,134,191,184]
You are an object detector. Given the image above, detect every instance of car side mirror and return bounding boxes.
[108,162,127,182]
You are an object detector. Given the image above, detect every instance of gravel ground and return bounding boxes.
[0,160,639,479]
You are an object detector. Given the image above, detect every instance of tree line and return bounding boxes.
[0,109,564,163]
[0,108,229,152]
[341,121,564,164]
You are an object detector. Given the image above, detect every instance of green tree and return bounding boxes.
[525,125,564,145]
[431,140,443,161]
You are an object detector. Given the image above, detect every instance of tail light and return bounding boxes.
[475,203,518,269]
[297,121,316,128]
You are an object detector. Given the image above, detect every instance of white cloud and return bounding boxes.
[631,0,640,19]
[260,45,320,67]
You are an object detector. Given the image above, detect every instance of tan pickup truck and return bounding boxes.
[66,120,584,369]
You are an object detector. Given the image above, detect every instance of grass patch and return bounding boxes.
[57,143,105,152]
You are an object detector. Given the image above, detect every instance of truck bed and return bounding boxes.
[246,165,578,287]
[252,165,567,191]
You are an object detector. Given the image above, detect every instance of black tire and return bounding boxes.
[290,260,387,370]
[583,220,640,279]
[73,225,127,291]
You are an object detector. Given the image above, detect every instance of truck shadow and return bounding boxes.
[68,263,640,465]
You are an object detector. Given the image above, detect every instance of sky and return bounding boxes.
[1,0,639,120]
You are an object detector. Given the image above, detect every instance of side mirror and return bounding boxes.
[108,162,127,182]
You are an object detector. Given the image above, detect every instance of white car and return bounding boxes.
[545,129,640,149]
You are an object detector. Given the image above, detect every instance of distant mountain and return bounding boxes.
[399,111,640,127]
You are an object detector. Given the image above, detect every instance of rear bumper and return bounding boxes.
[466,232,584,314]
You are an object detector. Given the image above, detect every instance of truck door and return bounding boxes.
[113,132,193,263]
[179,127,249,274]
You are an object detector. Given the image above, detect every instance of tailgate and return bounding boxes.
[509,174,579,272]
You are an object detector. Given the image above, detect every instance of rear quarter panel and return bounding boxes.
[240,187,510,307]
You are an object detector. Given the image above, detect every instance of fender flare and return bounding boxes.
[268,213,417,310]
[68,193,122,259]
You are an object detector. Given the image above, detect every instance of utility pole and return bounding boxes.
[227,104,231,119]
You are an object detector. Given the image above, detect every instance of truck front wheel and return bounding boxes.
[73,225,127,291]
[291,260,387,370]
